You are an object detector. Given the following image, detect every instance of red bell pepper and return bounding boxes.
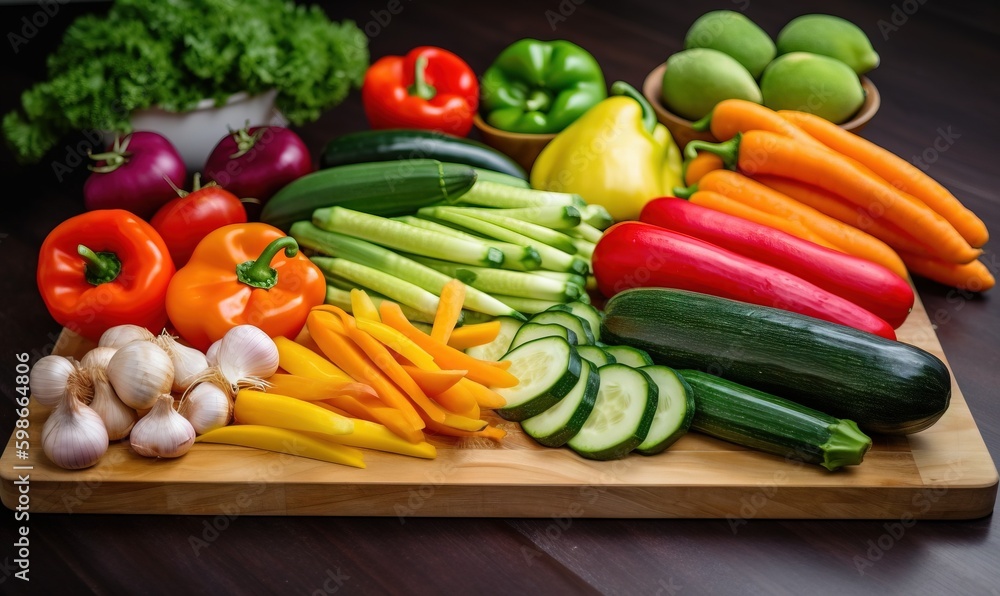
[362,46,478,136]
[37,209,176,341]
[592,221,896,340]
[640,197,914,328]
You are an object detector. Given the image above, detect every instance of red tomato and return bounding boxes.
[150,183,247,267]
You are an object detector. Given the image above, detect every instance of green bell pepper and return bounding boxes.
[479,39,607,134]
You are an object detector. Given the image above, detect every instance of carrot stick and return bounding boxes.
[323,395,425,444]
[779,110,989,247]
[683,152,725,186]
[697,169,910,279]
[431,279,466,344]
[322,306,449,424]
[689,190,841,251]
[753,174,938,259]
[430,383,481,419]
[400,365,467,396]
[690,131,981,265]
[446,321,502,350]
[704,99,826,146]
[265,373,378,402]
[899,254,995,292]
[379,301,519,388]
[306,310,425,430]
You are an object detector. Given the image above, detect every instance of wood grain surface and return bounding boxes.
[1,0,998,594]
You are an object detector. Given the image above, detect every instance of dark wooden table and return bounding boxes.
[1,1,997,593]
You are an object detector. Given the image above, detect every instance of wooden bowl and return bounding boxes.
[473,113,557,174]
[642,62,881,150]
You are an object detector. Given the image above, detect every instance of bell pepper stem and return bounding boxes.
[610,81,657,134]
[236,237,299,289]
[673,183,697,199]
[684,133,741,170]
[407,55,437,101]
[78,244,122,285]
[524,90,551,113]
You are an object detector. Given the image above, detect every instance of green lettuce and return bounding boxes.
[3,0,368,163]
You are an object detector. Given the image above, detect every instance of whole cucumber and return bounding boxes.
[319,129,528,180]
[260,159,477,232]
[601,288,951,435]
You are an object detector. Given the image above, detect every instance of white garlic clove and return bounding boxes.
[30,355,79,408]
[98,324,156,350]
[81,346,118,370]
[216,325,279,391]
[129,395,196,458]
[156,333,210,392]
[205,339,222,367]
[179,382,232,434]
[90,378,138,441]
[107,341,174,410]
[41,391,109,470]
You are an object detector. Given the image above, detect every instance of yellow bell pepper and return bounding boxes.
[195,425,366,468]
[530,81,683,222]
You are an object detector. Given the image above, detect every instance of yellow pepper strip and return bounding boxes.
[428,381,480,419]
[235,389,354,436]
[323,396,425,444]
[355,318,437,370]
[350,289,381,322]
[400,365,466,396]
[423,418,506,441]
[308,403,437,459]
[266,373,378,402]
[446,321,502,350]
[273,336,353,383]
[195,425,365,468]
[307,310,426,430]
[456,378,507,409]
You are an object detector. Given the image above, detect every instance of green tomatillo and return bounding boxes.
[479,39,607,134]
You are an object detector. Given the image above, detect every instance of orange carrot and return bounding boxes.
[323,395,425,444]
[380,301,519,388]
[705,99,826,146]
[753,174,938,259]
[689,190,841,251]
[431,279,466,344]
[400,365,467,396]
[430,383,480,419]
[779,110,989,248]
[306,310,425,430]
[265,373,378,402]
[446,321,502,350]
[899,254,995,292]
[323,306,449,424]
[683,152,724,186]
[698,169,911,279]
[690,131,981,265]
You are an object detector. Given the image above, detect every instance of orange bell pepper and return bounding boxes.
[165,223,325,351]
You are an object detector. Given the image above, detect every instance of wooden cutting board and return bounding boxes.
[2,294,996,519]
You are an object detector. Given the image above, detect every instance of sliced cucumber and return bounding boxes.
[465,316,523,361]
[568,364,658,460]
[603,345,654,368]
[635,366,696,455]
[546,302,602,342]
[494,337,582,421]
[509,323,578,352]
[521,358,600,447]
[529,310,595,345]
[576,345,616,368]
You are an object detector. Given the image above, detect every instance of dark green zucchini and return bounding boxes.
[601,288,951,435]
[679,370,871,471]
[319,129,528,179]
[260,159,477,232]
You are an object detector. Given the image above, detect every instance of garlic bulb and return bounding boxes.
[107,341,174,410]
[129,395,196,458]
[30,355,92,408]
[206,339,222,367]
[98,324,156,350]
[82,346,137,441]
[179,382,232,434]
[214,325,279,392]
[156,333,209,392]
[41,391,109,469]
